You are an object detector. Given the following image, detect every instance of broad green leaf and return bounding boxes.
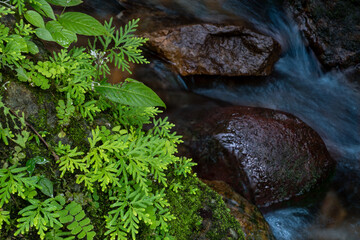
[24,10,45,28]
[25,40,39,54]
[30,0,56,20]
[38,176,54,197]
[58,12,106,36]
[95,79,166,108]
[46,21,77,48]
[46,0,83,7]
[26,156,49,175]
[35,27,54,41]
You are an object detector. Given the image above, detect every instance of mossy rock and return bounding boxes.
[0,77,246,239]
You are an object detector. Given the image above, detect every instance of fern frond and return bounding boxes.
[0,166,39,208]
[55,142,86,177]
[15,198,63,240]
[58,201,96,240]
[0,209,10,230]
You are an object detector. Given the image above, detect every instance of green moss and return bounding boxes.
[165,175,245,240]
[64,119,89,152]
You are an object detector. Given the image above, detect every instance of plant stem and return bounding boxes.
[9,109,60,161]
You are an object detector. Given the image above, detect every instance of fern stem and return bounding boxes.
[9,109,60,161]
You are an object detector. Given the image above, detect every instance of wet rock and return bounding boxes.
[202,179,275,240]
[143,24,281,76]
[304,191,360,240]
[284,0,360,70]
[177,106,335,207]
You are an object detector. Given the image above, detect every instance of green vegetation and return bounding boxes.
[0,0,246,239]
[0,0,197,239]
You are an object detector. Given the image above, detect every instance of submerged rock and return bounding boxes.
[173,106,335,207]
[143,24,281,76]
[202,179,275,240]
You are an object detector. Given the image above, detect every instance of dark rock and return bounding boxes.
[284,0,360,70]
[143,24,281,76]
[5,82,39,117]
[173,106,335,207]
[202,179,275,240]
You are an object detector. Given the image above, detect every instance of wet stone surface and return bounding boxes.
[143,24,281,76]
[171,106,336,207]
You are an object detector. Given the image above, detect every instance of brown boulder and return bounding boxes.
[187,106,335,207]
[143,24,281,76]
[202,179,275,240]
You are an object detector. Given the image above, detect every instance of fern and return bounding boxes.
[58,201,96,240]
[56,98,75,126]
[55,141,86,178]
[0,165,39,208]
[15,197,63,239]
[0,123,14,145]
[0,209,10,230]
[91,18,149,76]
[105,185,155,240]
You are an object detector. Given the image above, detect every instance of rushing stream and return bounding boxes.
[179,1,360,239]
[87,0,360,239]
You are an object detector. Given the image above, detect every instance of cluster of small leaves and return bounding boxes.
[15,195,96,240]
[53,113,195,239]
[15,197,63,239]
[50,200,96,240]
[0,165,39,209]
[91,18,149,76]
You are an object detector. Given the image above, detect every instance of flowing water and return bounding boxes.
[89,0,360,238]
[176,1,360,239]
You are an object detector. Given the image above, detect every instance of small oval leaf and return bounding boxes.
[26,156,49,175]
[35,27,54,41]
[46,21,77,48]
[24,10,45,28]
[95,79,166,108]
[26,160,36,175]
[30,0,56,20]
[25,40,39,54]
[58,12,106,36]
[38,176,54,197]
[46,0,83,7]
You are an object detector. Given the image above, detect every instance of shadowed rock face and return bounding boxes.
[202,179,276,240]
[188,106,335,207]
[143,24,281,76]
[284,0,360,71]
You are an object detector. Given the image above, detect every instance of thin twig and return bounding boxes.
[9,109,60,161]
